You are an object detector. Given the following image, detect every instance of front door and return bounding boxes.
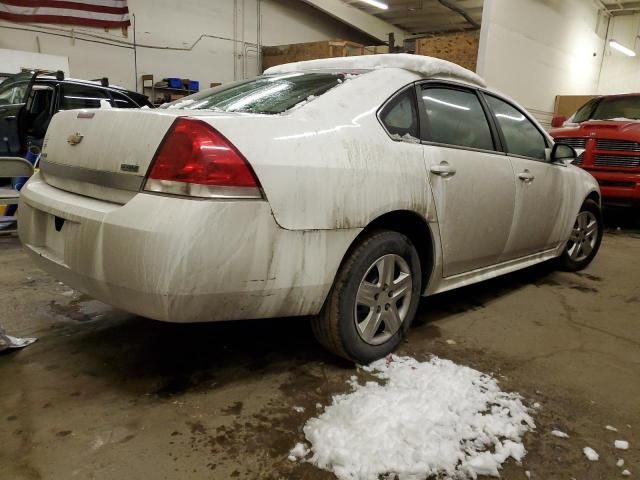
[482,94,570,259]
[418,84,517,277]
[0,72,36,156]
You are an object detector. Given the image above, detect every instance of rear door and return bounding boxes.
[418,83,516,277]
[482,93,571,259]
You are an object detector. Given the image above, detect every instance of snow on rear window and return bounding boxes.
[289,355,536,479]
[160,73,344,114]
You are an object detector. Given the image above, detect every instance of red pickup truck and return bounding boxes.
[550,94,640,207]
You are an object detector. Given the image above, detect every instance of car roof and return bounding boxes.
[264,53,486,88]
[593,93,640,100]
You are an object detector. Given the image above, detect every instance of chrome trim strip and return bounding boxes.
[143,179,263,199]
[40,160,144,192]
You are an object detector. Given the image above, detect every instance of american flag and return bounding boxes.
[0,0,130,29]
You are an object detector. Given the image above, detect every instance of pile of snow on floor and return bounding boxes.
[292,355,535,479]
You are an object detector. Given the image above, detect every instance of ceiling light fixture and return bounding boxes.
[609,39,636,57]
[359,0,389,10]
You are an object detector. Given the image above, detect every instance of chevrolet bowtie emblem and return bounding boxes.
[67,132,84,145]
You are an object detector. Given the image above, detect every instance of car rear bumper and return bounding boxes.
[585,169,640,206]
[18,174,360,322]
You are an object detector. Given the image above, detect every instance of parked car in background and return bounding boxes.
[0,71,152,157]
[18,55,602,363]
[550,94,640,207]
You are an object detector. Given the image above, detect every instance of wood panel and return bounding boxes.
[414,30,480,71]
[554,95,597,118]
[262,40,365,72]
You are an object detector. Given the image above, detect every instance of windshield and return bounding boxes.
[160,72,344,114]
[570,96,640,122]
[0,72,34,105]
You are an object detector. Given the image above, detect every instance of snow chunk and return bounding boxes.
[297,355,535,480]
[389,132,421,144]
[614,440,629,450]
[617,458,625,467]
[583,447,599,461]
[525,471,531,479]
[264,53,486,88]
[289,442,309,461]
[293,406,305,413]
[607,425,619,432]
[622,469,631,476]
[551,430,569,438]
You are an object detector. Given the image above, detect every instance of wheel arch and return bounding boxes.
[585,190,601,206]
[338,210,436,294]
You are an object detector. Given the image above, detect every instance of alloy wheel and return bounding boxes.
[354,254,413,346]
[567,211,599,262]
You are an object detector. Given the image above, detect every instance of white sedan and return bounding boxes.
[18,54,602,363]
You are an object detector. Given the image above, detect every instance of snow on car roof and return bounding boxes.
[264,53,486,88]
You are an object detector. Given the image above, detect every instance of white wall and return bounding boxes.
[478,0,606,126]
[0,48,69,75]
[0,0,374,92]
[597,14,640,95]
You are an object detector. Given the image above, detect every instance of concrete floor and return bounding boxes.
[1,212,639,480]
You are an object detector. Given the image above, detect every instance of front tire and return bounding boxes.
[558,199,603,271]
[312,230,422,363]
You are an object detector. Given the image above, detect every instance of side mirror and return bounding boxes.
[551,142,576,164]
[551,115,566,128]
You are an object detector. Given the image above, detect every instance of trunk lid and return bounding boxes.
[40,109,180,204]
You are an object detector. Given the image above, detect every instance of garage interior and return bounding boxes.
[1,0,639,479]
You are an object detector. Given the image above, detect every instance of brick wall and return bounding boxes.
[415,30,480,72]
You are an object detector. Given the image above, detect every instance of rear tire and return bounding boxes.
[558,199,603,271]
[312,230,422,364]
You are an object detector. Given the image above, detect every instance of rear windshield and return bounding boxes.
[160,72,344,114]
[570,96,640,122]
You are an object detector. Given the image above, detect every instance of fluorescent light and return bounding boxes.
[359,0,388,9]
[609,39,636,57]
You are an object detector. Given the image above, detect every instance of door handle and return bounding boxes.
[430,161,456,178]
[518,170,535,183]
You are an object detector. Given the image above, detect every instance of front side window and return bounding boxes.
[61,84,110,109]
[485,95,547,160]
[160,72,344,114]
[0,77,30,105]
[420,86,494,151]
[379,88,419,139]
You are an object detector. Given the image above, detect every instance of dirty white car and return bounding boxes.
[18,54,602,363]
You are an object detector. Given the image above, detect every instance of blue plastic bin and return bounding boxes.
[167,78,182,89]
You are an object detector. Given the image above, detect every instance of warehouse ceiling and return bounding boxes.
[341,0,483,35]
[600,0,640,14]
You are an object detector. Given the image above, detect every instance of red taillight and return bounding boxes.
[144,118,262,199]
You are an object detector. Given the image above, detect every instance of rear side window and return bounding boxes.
[485,95,547,160]
[420,87,494,151]
[110,91,139,108]
[61,84,110,109]
[160,72,344,114]
[380,89,419,139]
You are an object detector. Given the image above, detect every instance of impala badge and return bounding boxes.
[120,163,139,173]
[67,132,84,146]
